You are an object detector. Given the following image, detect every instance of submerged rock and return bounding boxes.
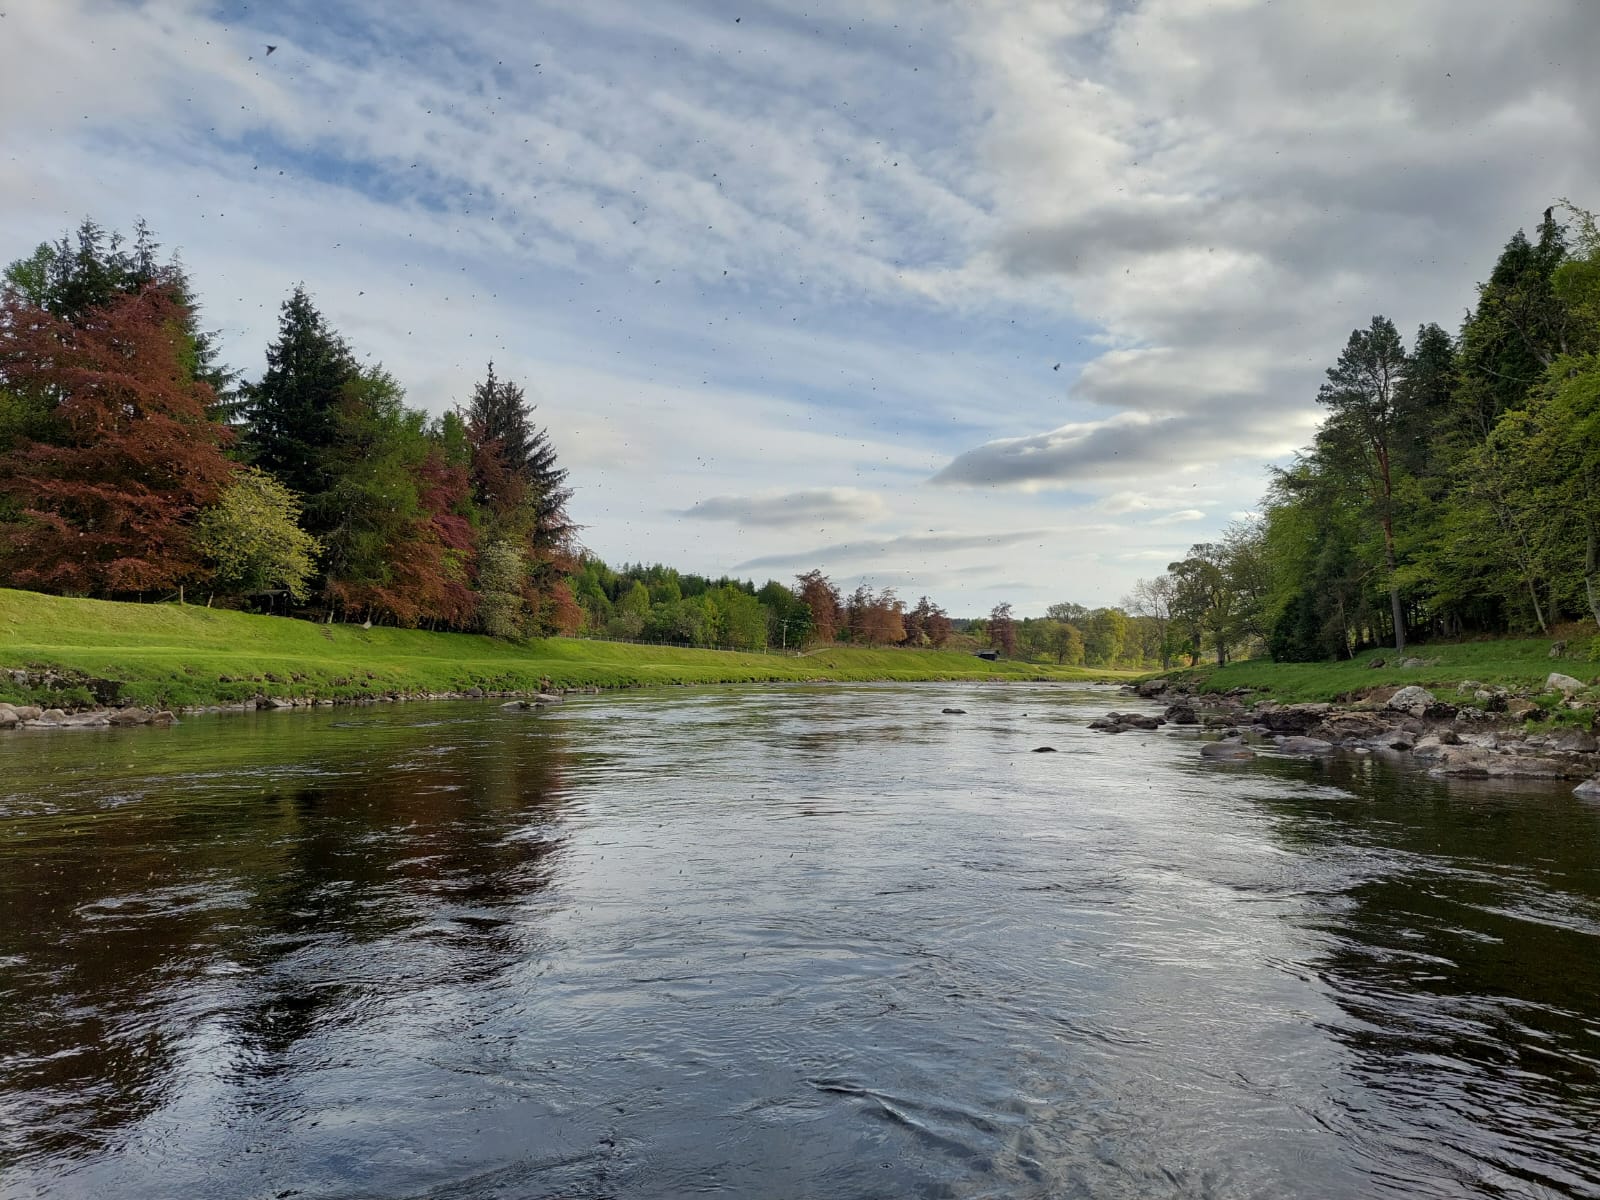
[941,707,967,715]
[1031,746,1057,753]
[1576,777,1600,799]
[1201,740,1256,761]
[1275,735,1334,755]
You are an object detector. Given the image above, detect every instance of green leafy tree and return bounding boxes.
[193,468,321,602]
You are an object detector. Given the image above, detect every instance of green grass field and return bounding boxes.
[0,588,1126,709]
[1163,639,1599,704]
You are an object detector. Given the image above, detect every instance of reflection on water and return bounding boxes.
[1,685,1598,1199]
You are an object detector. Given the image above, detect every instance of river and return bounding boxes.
[2,683,1599,1199]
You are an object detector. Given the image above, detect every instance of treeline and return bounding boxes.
[0,220,992,651]
[0,220,579,634]
[568,562,957,653]
[1117,202,1600,666]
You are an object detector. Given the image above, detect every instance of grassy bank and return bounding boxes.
[0,589,1125,709]
[1163,639,1598,705]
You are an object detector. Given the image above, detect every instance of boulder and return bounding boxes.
[1400,656,1427,668]
[1313,712,1396,743]
[1118,713,1163,730]
[1506,698,1541,721]
[500,700,531,710]
[1367,657,1386,669]
[1386,686,1436,713]
[108,709,149,726]
[10,705,43,722]
[1576,777,1600,799]
[1276,735,1334,755]
[1163,704,1198,725]
[1256,703,1332,734]
[1547,672,1585,696]
[1135,678,1169,698]
[0,706,15,729]
[1543,727,1599,754]
[1201,741,1256,761]
[535,692,565,704]
[1550,641,1568,658]
[263,696,294,710]
[150,711,178,726]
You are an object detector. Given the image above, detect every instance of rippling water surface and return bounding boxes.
[3,683,1600,1199]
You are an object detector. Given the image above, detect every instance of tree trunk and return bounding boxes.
[1381,513,1406,653]
[1585,522,1600,630]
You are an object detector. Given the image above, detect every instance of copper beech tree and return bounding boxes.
[0,287,234,595]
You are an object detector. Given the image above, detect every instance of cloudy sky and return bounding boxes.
[4,1,1597,614]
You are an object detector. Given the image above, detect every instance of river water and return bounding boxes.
[2,683,1599,1199]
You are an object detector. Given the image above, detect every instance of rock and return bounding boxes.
[1163,704,1198,725]
[500,700,531,710]
[1257,703,1332,734]
[263,696,294,710]
[1544,727,1599,754]
[1428,747,1592,780]
[535,692,565,704]
[1088,718,1130,733]
[1384,734,1416,751]
[1031,746,1058,753]
[1437,728,1463,745]
[0,706,16,729]
[1550,641,1567,658]
[466,687,484,699]
[1118,713,1163,730]
[1276,735,1334,755]
[1135,678,1169,698]
[941,707,967,715]
[1201,740,1256,761]
[42,708,67,721]
[10,705,43,722]
[1400,656,1426,668]
[150,711,178,726]
[1506,699,1542,721]
[1386,686,1436,713]
[108,709,149,726]
[1547,672,1584,696]
[1314,712,1397,743]
[1367,657,1386,669]
[1576,777,1600,799]
[1202,714,1233,728]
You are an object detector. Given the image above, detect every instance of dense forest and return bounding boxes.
[4,207,1596,669]
[1117,202,1600,667]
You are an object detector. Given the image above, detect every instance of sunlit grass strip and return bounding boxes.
[0,588,1129,709]
[1159,640,1595,704]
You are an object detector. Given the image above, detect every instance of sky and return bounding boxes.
[3,0,1598,615]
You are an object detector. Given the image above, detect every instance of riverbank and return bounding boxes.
[1109,655,1600,798]
[0,588,1124,714]
[1161,639,1598,704]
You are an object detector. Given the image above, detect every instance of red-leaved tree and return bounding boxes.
[0,287,234,595]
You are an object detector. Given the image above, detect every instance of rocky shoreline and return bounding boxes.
[1101,673,1600,800]
[0,685,598,731]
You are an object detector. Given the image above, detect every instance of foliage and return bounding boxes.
[193,468,321,602]
[0,286,235,595]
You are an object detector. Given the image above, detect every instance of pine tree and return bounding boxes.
[241,286,356,501]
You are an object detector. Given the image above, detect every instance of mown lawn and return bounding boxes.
[1161,639,1598,704]
[0,589,1129,708]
